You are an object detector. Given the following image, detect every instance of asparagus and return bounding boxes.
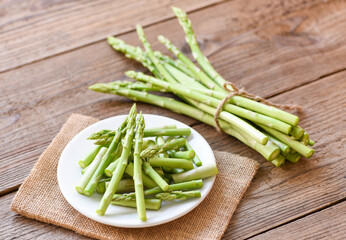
[168,168,185,174]
[158,35,223,91]
[83,117,128,196]
[125,162,158,189]
[231,127,280,161]
[153,167,165,177]
[142,161,169,191]
[155,190,201,201]
[107,36,160,77]
[143,128,191,137]
[284,152,301,163]
[76,147,108,194]
[163,62,206,89]
[300,132,310,145]
[148,157,194,170]
[113,180,203,199]
[185,142,202,166]
[105,178,135,193]
[290,126,305,139]
[109,80,164,92]
[109,34,299,127]
[81,166,88,175]
[136,25,177,85]
[104,158,120,177]
[172,164,218,183]
[142,139,155,150]
[133,112,146,221]
[172,7,227,89]
[96,104,137,215]
[111,198,161,210]
[156,136,171,173]
[89,86,279,160]
[258,124,314,158]
[145,179,203,195]
[78,145,102,168]
[130,70,292,134]
[308,139,315,146]
[140,138,187,158]
[88,128,190,146]
[168,150,195,160]
[264,133,291,154]
[96,181,106,194]
[126,71,269,144]
[89,6,316,167]
[271,155,286,167]
[191,87,299,126]
[154,50,195,78]
[103,144,123,175]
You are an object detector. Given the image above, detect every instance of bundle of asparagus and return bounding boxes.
[76,104,218,221]
[89,7,315,167]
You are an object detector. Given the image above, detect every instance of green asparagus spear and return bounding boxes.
[83,117,128,196]
[258,124,314,158]
[172,164,218,183]
[105,178,135,193]
[78,145,102,168]
[76,147,108,194]
[124,162,158,189]
[112,179,203,200]
[133,112,146,221]
[148,157,194,170]
[155,190,201,201]
[156,136,171,173]
[96,104,137,215]
[143,128,191,137]
[140,138,187,158]
[185,141,202,166]
[271,155,286,167]
[142,162,169,191]
[89,85,280,161]
[168,150,195,160]
[111,198,161,210]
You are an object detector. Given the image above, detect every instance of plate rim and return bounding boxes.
[57,114,216,228]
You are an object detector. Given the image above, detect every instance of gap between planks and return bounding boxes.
[0,0,225,74]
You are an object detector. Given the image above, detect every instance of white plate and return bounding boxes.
[57,114,216,228]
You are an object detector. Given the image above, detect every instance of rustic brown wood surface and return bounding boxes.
[250,201,346,239]
[0,0,345,239]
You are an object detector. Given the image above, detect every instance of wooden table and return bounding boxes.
[1,0,345,239]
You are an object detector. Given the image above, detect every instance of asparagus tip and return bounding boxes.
[107,36,116,44]
[125,70,136,78]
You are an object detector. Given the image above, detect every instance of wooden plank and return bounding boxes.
[0,0,222,72]
[250,201,346,240]
[0,192,92,239]
[211,71,345,239]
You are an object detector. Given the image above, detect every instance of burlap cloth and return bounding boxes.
[11,114,259,240]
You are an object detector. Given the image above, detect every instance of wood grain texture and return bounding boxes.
[2,0,346,194]
[0,0,222,72]
[0,192,92,240]
[250,201,346,240]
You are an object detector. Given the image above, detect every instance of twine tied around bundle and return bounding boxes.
[214,82,303,132]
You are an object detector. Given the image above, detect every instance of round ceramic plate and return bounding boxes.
[57,114,216,228]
